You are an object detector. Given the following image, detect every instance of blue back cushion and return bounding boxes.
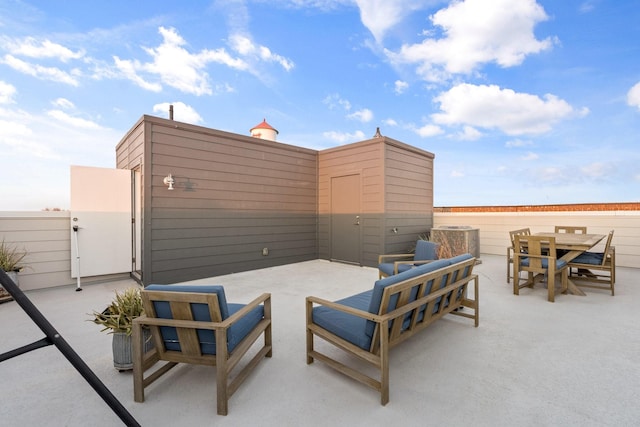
[414,240,439,261]
[366,258,452,337]
[146,284,229,319]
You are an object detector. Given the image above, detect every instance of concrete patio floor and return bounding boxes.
[1,254,638,426]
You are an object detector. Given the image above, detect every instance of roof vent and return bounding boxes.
[250,118,279,141]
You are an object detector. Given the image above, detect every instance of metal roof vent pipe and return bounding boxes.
[169,104,174,120]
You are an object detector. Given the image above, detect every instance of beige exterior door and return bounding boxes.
[70,165,132,278]
[330,174,361,264]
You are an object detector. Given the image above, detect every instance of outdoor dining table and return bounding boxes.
[533,232,606,296]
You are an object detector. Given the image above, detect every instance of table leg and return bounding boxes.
[560,250,587,296]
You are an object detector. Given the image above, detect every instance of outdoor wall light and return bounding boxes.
[163,174,175,190]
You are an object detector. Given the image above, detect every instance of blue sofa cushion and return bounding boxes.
[571,252,604,265]
[312,290,373,350]
[377,262,414,277]
[145,284,263,354]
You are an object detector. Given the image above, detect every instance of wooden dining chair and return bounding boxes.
[568,230,615,295]
[554,226,587,234]
[513,235,568,303]
[506,228,531,283]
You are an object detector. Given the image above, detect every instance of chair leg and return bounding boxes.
[216,330,229,416]
[547,272,555,303]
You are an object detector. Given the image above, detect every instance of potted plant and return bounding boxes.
[0,239,28,303]
[91,287,153,371]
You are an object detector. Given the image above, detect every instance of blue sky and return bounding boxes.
[1,0,639,210]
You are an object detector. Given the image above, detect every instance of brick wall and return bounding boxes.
[435,202,640,213]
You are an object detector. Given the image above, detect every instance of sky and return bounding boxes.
[1,0,639,211]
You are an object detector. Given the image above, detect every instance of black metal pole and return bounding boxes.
[0,270,140,427]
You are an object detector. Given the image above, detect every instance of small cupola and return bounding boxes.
[250,118,279,141]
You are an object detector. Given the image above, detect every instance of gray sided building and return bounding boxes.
[116,115,434,285]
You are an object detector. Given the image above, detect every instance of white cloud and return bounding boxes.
[505,138,533,148]
[457,125,482,140]
[383,118,398,126]
[152,102,203,124]
[0,81,16,104]
[229,34,294,71]
[1,54,80,86]
[46,110,104,130]
[581,162,610,178]
[113,26,249,95]
[323,93,351,111]
[354,0,428,42]
[385,0,554,82]
[394,80,409,94]
[52,98,75,109]
[450,169,464,178]
[432,83,575,135]
[521,151,539,161]
[415,123,444,137]
[322,130,366,143]
[112,56,162,92]
[347,108,373,122]
[0,36,85,62]
[627,81,640,111]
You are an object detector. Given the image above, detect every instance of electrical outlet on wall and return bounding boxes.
[262,247,269,256]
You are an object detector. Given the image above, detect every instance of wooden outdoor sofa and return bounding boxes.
[306,253,478,405]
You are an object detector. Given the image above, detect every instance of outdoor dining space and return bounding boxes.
[1,253,638,426]
[509,226,616,302]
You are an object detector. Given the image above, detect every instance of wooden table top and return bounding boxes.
[533,232,605,250]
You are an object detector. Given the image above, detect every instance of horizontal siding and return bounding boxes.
[144,118,318,284]
[0,212,77,290]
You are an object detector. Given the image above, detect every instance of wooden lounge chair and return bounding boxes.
[568,230,615,295]
[506,228,531,282]
[132,284,272,415]
[513,235,568,302]
[377,239,440,278]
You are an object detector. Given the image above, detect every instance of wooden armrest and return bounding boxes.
[378,254,413,264]
[222,293,271,327]
[410,260,436,266]
[306,296,380,322]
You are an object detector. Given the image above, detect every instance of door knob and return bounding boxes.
[355,215,360,225]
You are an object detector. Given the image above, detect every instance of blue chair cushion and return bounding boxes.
[377,262,414,276]
[571,252,604,265]
[312,290,373,350]
[414,240,439,262]
[145,284,263,354]
[520,258,567,269]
